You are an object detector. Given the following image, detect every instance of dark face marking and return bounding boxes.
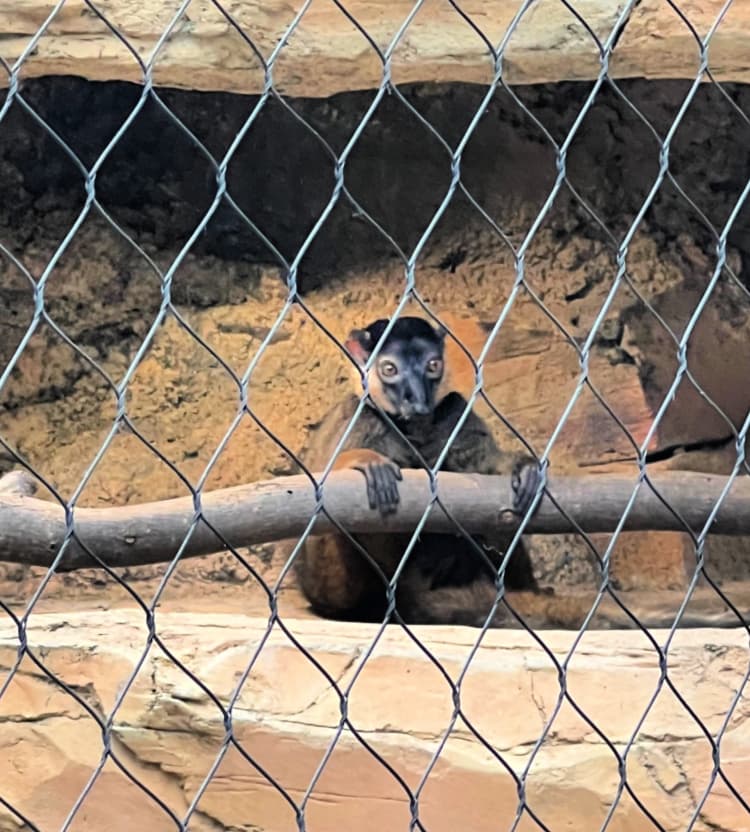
[345,317,446,421]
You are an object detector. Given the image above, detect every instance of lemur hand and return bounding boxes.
[336,449,403,516]
[511,457,543,519]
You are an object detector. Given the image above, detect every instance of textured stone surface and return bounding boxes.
[3,221,749,604]
[0,611,748,831]
[0,1,747,96]
[0,71,749,608]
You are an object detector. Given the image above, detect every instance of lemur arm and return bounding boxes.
[436,396,542,519]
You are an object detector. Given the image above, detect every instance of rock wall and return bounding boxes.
[2,76,750,283]
[1,1,748,95]
[0,76,749,611]
[0,611,748,832]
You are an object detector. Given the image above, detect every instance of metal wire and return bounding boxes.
[0,1,748,831]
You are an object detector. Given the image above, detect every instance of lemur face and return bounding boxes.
[346,317,445,421]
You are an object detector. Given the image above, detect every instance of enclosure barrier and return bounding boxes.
[0,1,749,831]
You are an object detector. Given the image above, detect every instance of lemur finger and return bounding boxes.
[370,464,387,511]
[388,479,400,509]
[354,464,379,510]
[382,462,401,494]
[511,465,521,497]
[512,461,542,517]
[374,463,400,515]
[380,466,400,514]
[385,461,402,507]
[370,465,384,514]
[384,467,400,509]
[368,464,393,516]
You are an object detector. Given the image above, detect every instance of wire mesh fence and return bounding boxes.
[0,0,749,830]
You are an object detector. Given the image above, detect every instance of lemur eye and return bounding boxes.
[380,361,398,378]
[426,358,443,376]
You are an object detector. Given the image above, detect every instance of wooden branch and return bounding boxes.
[0,468,747,571]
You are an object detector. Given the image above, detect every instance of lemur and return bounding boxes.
[294,315,551,628]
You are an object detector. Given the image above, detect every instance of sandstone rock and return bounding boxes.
[0,1,746,97]
[1,227,739,600]
[0,611,748,831]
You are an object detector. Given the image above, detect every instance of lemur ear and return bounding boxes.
[345,328,372,366]
[432,322,448,343]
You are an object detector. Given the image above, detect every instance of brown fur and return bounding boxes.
[294,391,556,627]
[362,371,391,416]
[291,313,591,629]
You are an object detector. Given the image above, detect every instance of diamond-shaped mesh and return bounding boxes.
[0,1,749,830]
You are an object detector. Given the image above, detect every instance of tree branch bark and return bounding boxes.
[0,468,745,571]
